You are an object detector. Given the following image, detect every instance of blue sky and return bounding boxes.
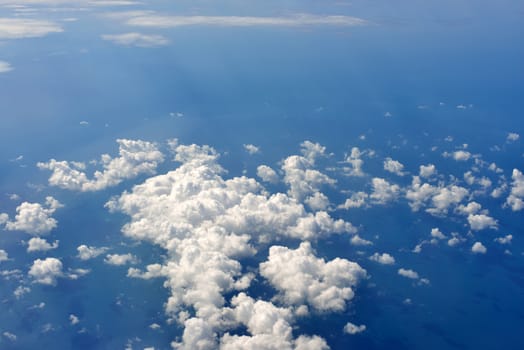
[1,1,524,349]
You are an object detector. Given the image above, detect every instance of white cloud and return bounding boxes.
[406,176,469,216]
[27,237,59,252]
[494,234,512,245]
[506,169,524,211]
[38,139,164,192]
[398,268,419,280]
[256,165,279,184]
[350,234,373,246]
[419,164,436,178]
[101,32,169,47]
[370,177,400,205]
[452,150,471,161]
[0,18,62,40]
[69,314,79,325]
[3,331,16,341]
[343,322,366,335]
[343,147,365,177]
[243,144,260,155]
[369,252,395,265]
[28,257,63,285]
[104,253,137,266]
[260,242,366,312]
[76,245,108,260]
[106,141,360,348]
[471,242,487,254]
[1,197,62,235]
[455,201,482,216]
[467,214,498,231]
[126,14,367,29]
[338,191,368,209]
[430,228,446,240]
[0,249,8,262]
[507,132,519,142]
[383,158,406,176]
[13,286,30,298]
[447,237,462,247]
[0,60,13,73]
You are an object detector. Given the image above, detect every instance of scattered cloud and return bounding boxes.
[369,252,395,265]
[0,249,8,262]
[398,268,419,280]
[370,177,400,205]
[384,158,406,176]
[507,132,519,142]
[471,242,487,254]
[28,257,64,285]
[243,144,260,155]
[506,169,524,211]
[77,245,109,260]
[27,237,59,252]
[69,314,79,325]
[38,139,164,192]
[419,164,436,178]
[343,322,366,335]
[104,253,138,266]
[467,214,498,231]
[0,61,13,73]
[256,165,279,184]
[101,32,169,47]
[1,197,62,235]
[494,234,512,245]
[0,18,62,40]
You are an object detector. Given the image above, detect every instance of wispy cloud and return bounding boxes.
[101,32,168,47]
[0,18,63,39]
[123,13,368,29]
[0,61,13,73]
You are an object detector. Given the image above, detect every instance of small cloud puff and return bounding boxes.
[507,132,519,142]
[0,249,8,262]
[369,252,395,265]
[243,144,260,155]
[28,257,63,285]
[77,245,108,260]
[471,242,487,254]
[494,234,512,245]
[383,158,406,176]
[256,165,279,184]
[0,61,13,73]
[101,32,169,47]
[398,268,419,280]
[27,237,59,252]
[104,253,138,266]
[343,322,366,335]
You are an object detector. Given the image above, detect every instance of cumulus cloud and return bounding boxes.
[0,18,62,40]
[370,178,400,205]
[343,322,366,335]
[471,242,487,254]
[77,245,109,260]
[38,139,164,191]
[350,235,373,246]
[27,237,59,252]
[343,147,365,177]
[256,165,279,184]
[430,228,446,240]
[398,268,419,280]
[506,169,524,211]
[507,132,519,142]
[0,60,13,73]
[338,191,368,209]
[0,249,8,262]
[406,176,468,216]
[243,144,260,155]
[125,14,367,29]
[419,164,436,178]
[494,234,512,245]
[101,32,169,47]
[1,197,62,235]
[467,214,498,231]
[369,252,395,265]
[383,158,406,176]
[107,141,360,348]
[69,314,79,325]
[260,242,366,312]
[3,331,16,341]
[104,253,137,266]
[28,257,63,285]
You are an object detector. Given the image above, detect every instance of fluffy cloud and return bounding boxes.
[398,268,419,280]
[27,237,59,252]
[445,150,471,161]
[406,176,468,216]
[28,257,63,285]
[107,142,360,348]
[343,147,365,177]
[467,214,498,231]
[343,322,366,335]
[0,60,13,73]
[1,197,62,235]
[471,242,487,254]
[338,192,368,209]
[430,228,446,240]
[0,249,8,262]
[260,242,366,312]
[419,164,436,178]
[0,18,62,40]
[506,169,524,211]
[101,32,168,47]
[370,178,400,204]
[494,234,512,245]
[257,165,279,184]
[369,252,395,265]
[38,139,164,192]
[104,253,137,266]
[383,158,406,176]
[243,144,260,155]
[125,14,367,29]
[77,245,109,260]
[507,132,519,142]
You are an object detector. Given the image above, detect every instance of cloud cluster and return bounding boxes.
[369,252,395,265]
[27,237,59,252]
[0,18,62,40]
[506,169,524,211]
[406,176,469,216]
[107,141,361,349]
[384,158,406,176]
[0,60,13,73]
[101,32,169,47]
[1,197,62,235]
[38,139,164,191]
